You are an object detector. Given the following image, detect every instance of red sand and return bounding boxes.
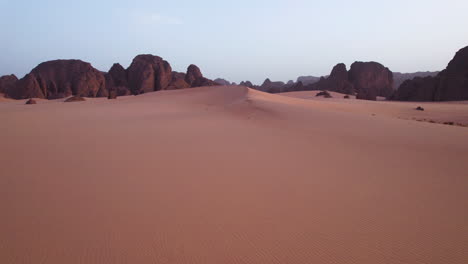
[1,86,468,263]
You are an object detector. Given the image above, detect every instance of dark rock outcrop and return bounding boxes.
[185,64,202,86]
[105,63,131,96]
[348,62,394,100]
[284,81,304,92]
[185,64,217,87]
[7,60,107,99]
[313,63,354,95]
[214,78,231,85]
[8,73,44,99]
[167,71,190,90]
[259,78,285,93]
[392,76,438,101]
[296,76,321,85]
[312,62,393,100]
[5,55,217,100]
[393,46,468,101]
[393,71,439,89]
[0,74,18,95]
[434,46,468,100]
[240,81,254,88]
[107,90,117,99]
[127,55,173,94]
[316,91,332,98]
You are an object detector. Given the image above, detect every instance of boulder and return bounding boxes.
[107,90,117,99]
[316,91,332,98]
[25,98,37,105]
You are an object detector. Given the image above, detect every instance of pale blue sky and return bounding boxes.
[1,0,468,84]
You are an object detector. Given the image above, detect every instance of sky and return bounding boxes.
[1,0,468,84]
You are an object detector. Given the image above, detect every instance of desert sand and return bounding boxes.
[1,86,468,263]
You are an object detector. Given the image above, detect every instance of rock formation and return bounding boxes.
[348,62,394,100]
[0,74,18,95]
[392,76,438,101]
[296,75,321,85]
[239,81,254,88]
[393,71,439,89]
[311,62,393,100]
[284,81,305,92]
[107,90,117,99]
[259,78,285,93]
[393,46,468,101]
[7,60,107,99]
[4,54,218,100]
[214,78,231,85]
[167,72,190,90]
[434,46,468,100]
[106,59,216,94]
[105,63,131,96]
[127,55,173,94]
[313,63,354,95]
[316,91,332,98]
[185,64,217,87]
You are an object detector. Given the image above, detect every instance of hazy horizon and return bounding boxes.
[1,0,468,84]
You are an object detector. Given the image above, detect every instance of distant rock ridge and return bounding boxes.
[214,78,231,85]
[236,62,395,98]
[239,81,254,88]
[3,55,218,99]
[296,76,321,85]
[393,71,439,89]
[392,46,468,101]
[3,47,467,101]
[259,78,286,93]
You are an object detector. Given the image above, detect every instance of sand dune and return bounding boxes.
[281,90,468,126]
[1,86,468,264]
